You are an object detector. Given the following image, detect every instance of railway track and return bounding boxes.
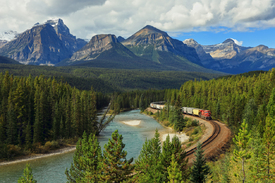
[146,107,231,160]
[186,120,221,157]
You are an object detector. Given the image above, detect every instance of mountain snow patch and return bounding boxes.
[0,30,18,41]
[231,38,243,46]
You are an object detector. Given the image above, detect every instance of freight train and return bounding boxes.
[150,102,212,120]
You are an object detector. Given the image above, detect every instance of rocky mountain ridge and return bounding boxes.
[0,19,87,65]
[185,38,275,73]
[1,20,274,74]
[119,25,203,70]
[69,34,120,62]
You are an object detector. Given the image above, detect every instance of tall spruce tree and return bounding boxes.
[167,154,183,183]
[263,87,275,179]
[190,143,210,183]
[263,115,275,179]
[161,135,189,182]
[232,120,252,183]
[100,130,133,182]
[135,129,165,182]
[65,132,102,183]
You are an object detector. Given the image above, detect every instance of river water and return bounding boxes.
[0,109,173,183]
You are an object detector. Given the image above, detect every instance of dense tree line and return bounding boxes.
[64,130,209,182]
[0,63,224,93]
[164,69,275,133]
[0,72,110,159]
[19,130,210,182]
[111,89,166,112]
[161,68,275,182]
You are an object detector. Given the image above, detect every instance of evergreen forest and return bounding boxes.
[4,66,275,182]
[0,72,111,159]
[0,64,224,93]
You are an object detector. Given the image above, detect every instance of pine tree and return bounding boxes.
[263,115,275,179]
[33,105,41,144]
[139,94,145,112]
[173,107,186,132]
[167,154,183,183]
[65,132,102,183]
[232,120,252,183]
[18,163,37,183]
[215,99,221,120]
[263,88,275,179]
[161,135,189,182]
[0,115,5,143]
[25,121,32,149]
[190,143,210,183]
[249,130,266,181]
[100,130,133,182]
[135,129,165,182]
[242,98,257,130]
[221,155,230,183]
[7,101,17,145]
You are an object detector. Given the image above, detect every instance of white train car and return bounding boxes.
[150,101,166,110]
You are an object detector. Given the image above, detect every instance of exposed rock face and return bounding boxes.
[183,39,221,69]
[50,19,87,53]
[117,36,125,42]
[60,34,172,70]
[0,19,87,65]
[190,38,275,74]
[0,24,71,65]
[202,39,248,60]
[121,25,202,67]
[225,45,275,72]
[69,34,119,61]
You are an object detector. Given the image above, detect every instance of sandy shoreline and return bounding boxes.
[0,146,76,166]
[122,120,141,126]
[0,112,186,166]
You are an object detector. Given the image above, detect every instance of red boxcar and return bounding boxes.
[199,110,212,120]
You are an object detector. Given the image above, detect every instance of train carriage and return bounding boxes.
[186,107,195,115]
[151,102,212,120]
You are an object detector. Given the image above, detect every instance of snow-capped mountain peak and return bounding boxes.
[45,19,60,27]
[0,30,18,41]
[33,18,63,28]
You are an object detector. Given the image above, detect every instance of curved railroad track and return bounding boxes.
[146,107,231,161]
[186,120,221,157]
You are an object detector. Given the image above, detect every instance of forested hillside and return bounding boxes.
[113,68,275,181]
[162,68,275,181]
[0,72,111,159]
[0,64,225,92]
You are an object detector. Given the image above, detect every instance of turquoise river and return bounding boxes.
[0,109,174,183]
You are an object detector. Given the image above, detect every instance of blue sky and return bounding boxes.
[1,0,275,48]
[172,27,275,48]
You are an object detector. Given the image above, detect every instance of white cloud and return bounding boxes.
[0,0,274,40]
[230,38,243,46]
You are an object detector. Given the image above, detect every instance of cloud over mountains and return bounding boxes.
[1,0,275,39]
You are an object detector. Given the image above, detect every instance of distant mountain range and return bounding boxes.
[59,25,210,71]
[184,38,275,74]
[0,19,274,74]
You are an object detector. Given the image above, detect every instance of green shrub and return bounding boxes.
[192,119,199,126]
[192,128,199,135]
[51,140,60,149]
